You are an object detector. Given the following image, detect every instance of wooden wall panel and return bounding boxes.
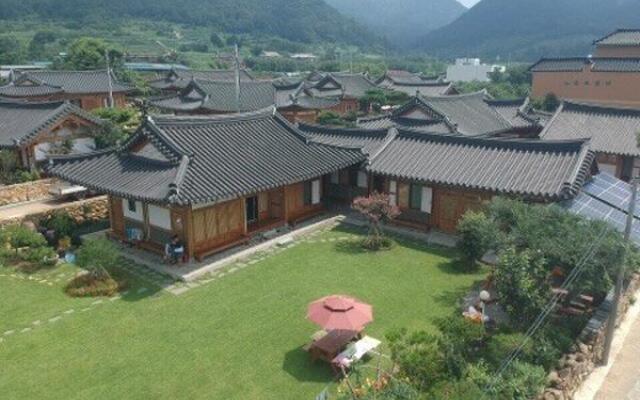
[109,196,125,238]
[192,199,244,253]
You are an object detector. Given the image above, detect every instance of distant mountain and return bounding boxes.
[421,0,640,61]
[0,0,376,47]
[324,0,466,47]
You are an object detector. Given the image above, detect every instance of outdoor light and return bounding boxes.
[479,290,491,325]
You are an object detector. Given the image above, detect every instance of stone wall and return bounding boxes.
[0,179,56,206]
[540,273,640,400]
[0,196,109,227]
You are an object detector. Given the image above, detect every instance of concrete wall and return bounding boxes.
[539,273,640,400]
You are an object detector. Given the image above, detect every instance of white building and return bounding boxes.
[446,58,505,83]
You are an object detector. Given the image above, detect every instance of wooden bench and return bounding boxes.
[194,235,250,262]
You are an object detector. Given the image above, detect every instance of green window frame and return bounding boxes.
[409,184,422,210]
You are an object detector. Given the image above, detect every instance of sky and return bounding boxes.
[457,0,481,7]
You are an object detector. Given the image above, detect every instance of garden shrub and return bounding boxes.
[0,225,47,251]
[76,238,119,280]
[20,246,58,267]
[428,379,484,400]
[65,273,123,297]
[456,211,499,270]
[353,193,400,251]
[387,329,451,391]
[44,212,77,239]
[436,314,486,376]
[481,332,533,368]
[494,247,550,327]
[490,361,546,400]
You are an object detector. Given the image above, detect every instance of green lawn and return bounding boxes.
[0,225,485,400]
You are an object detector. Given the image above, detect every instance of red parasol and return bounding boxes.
[307,295,373,331]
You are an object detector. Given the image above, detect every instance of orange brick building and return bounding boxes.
[530,29,640,108]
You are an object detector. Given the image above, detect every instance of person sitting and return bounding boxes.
[164,235,185,264]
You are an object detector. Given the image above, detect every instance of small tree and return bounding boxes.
[352,192,400,250]
[541,93,560,112]
[457,211,499,270]
[494,247,550,327]
[76,238,119,280]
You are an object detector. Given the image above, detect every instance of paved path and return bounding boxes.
[594,310,640,400]
[0,198,64,221]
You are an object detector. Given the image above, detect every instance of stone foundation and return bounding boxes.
[0,179,56,206]
[540,273,640,400]
[0,196,109,227]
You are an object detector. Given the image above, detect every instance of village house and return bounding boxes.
[530,29,640,108]
[273,77,340,123]
[0,70,131,110]
[357,91,543,137]
[48,109,365,261]
[376,70,458,96]
[300,124,596,233]
[149,79,276,115]
[302,72,378,114]
[539,100,640,181]
[0,99,104,170]
[48,105,597,263]
[148,68,254,93]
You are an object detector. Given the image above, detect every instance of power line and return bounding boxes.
[483,223,612,395]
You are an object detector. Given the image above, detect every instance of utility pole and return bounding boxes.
[105,50,114,108]
[602,177,638,365]
[234,43,241,113]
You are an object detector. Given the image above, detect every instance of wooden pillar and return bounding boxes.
[185,207,195,261]
[241,197,248,235]
[283,185,290,224]
[142,203,150,240]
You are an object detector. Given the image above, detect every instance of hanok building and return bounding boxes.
[148,69,254,93]
[48,109,365,261]
[0,70,131,110]
[303,72,378,114]
[299,124,596,233]
[376,70,457,97]
[274,77,340,123]
[357,91,542,137]
[540,100,640,181]
[0,99,104,169]
[593,29,640,58]
[530,29,640,108]
[149,79,276,115]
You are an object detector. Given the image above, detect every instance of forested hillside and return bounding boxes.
[0,0,376,46]
[325,0,466,46]
[421,0,640,61]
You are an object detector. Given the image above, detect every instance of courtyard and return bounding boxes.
[0,224,485,399]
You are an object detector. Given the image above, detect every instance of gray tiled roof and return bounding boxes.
[298,124,390,156]
[305,73,377,99]
[356,114,453,134]
[540,101,640,157]
[148,69,254,90]
[530,57,640,73]
[377,70,426,85]
[0,70,131,96]
[417,91,512,135]
[368,130,594,200]
[150,79,276,113]
[0,100,103,147]
[388,82,456,97]
[484,98,541,128]
[594,29,640,46]
[48,109,366,205]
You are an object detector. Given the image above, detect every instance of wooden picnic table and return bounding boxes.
[308,329,360,363]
